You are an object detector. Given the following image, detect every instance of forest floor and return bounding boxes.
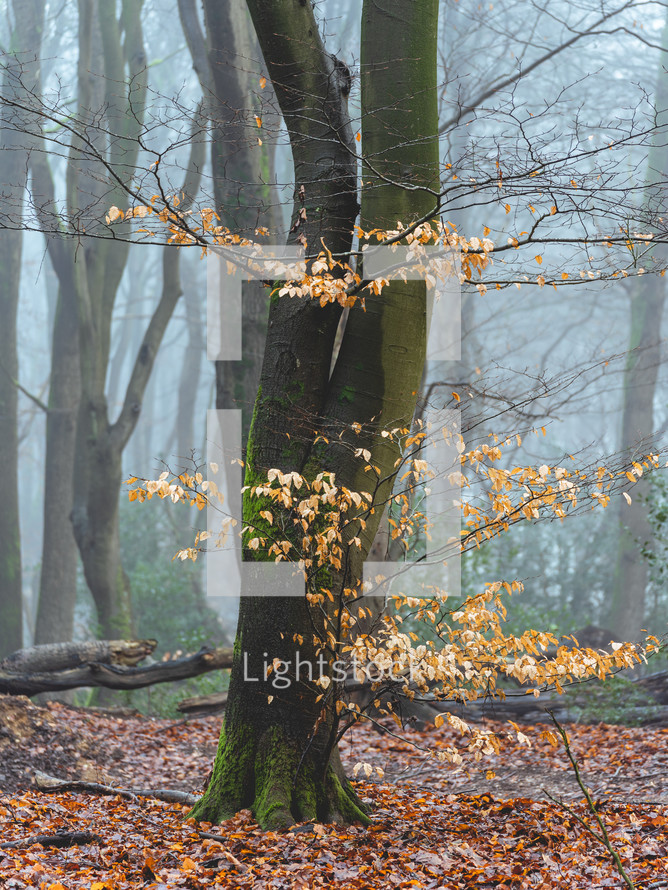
[0,694,666,888]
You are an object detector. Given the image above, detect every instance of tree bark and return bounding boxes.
[29,1,205,643]
[179,0,278,443]
[173,276,204,463]
[28,16,83,648]
[191,0,439,829]
[35,279,81,646]
[0,0,44,656]
[67,0,147,640]
[609,279,664,639]
[1,638,156,673]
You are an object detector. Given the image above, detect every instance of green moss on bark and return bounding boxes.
[190,721,370,830]
[189,722,255,824]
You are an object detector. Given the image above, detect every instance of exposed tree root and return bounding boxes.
[189,725,371,830]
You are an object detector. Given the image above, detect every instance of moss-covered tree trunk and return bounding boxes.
[192,0,439,829]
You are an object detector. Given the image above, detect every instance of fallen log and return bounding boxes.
[0,646,233,696]
[173,686,567,721]
[634,670,668,704]
[0,831,102,850]
[171,685,595,721]
[177,690,228,715]
[34,770,199,806]
[0,639,157,673]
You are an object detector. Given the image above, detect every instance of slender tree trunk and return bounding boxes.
[192,0,439,829]
[0,115,24,654]
[206,0,276,444]
[179,0,280,443]
[609,14,668,639]
[31,0,203,641]
[0,0,45,656]
[35,281,81,645]
[74,131,205,637]
[67,0,145,639]
[72,437,132,637]
[609,278,665,638]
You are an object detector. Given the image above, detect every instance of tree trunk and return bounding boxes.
[206,0,276,443]
[192,0,439,829]
[609,13,668,639]
[609,277,664,638]
[179,0,278,443]
[29,1,204,643]
[27,7,84,649]
[0,91,24,656]
[174,275,204,463]
[67,0,146,640]
[45,2,204,642]
[35,279,81,646]
[0,0,45,656]
[72,437,132,638]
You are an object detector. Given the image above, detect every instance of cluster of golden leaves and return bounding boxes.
[105,199,258,250]
[243,469,372,576]
[345,581,655,766]
[106,202,494,305]
[107,196,666,302]
[126,469,230,563]
[126,428,661,767]
[274,220,494,307]
[455,431,662,549]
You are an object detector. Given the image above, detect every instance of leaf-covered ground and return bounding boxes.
[0,695,666,888]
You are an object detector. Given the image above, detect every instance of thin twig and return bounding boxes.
[196,834,248,871]
[0,361,48,412]
[34,770,199,806]
[547,710,636,889]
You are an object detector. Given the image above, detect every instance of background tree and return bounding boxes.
[178,0,281,446]
[27,0,204,640]
[0,0,44,656]
[610,11,668,638]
